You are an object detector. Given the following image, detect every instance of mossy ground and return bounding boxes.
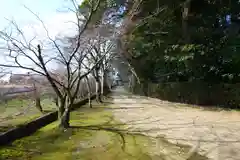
[0,98,56,133]
[0,102,208,160]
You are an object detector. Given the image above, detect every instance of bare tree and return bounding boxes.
[99,38,115,99]
[78,25,116,103]
[0,0,107,128]
[84,76,92,108]
[32,80,43,113]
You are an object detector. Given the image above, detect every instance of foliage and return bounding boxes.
[79,0,127,26]
[121,0,240,84]
[133,82,240,109]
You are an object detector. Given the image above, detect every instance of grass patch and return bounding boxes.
[0,114,40,132]
[0,103,208,160]
[0,98,56,133]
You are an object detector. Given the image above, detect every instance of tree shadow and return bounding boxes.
[2,96,231,160]
[2,103,208,160]
[69,124,208,160]
[83,101,240,159]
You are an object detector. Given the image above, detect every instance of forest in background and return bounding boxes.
[95,0,240,108]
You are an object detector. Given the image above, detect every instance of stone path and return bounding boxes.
[111,87,240,160]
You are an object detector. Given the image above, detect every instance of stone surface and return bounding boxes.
[111,87,240,160]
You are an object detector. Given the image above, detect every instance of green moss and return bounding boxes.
[0,98,56,133]
[0,104,208,160]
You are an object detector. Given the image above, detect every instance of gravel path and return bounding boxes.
[111,87,240,160]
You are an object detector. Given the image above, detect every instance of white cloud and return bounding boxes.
[0,0,86,79]
[19,11,81,68]
[22,11,79,43]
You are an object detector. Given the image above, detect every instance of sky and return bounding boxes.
[0,0,83,80]
[1,0,72,29]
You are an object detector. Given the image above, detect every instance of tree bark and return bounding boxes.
[100,71,109,99]
[58,100,65,120]
[85,77,92,108]
[54,96,59,107]
[35,97,43,113]
[95,78,102,103]
[93,67,102,103]
[59,108,70,128]
[182,0,191,43]
[101,72,104,96]
[129,73,136,92]
[32,83,43,113]
[58,98,71,129]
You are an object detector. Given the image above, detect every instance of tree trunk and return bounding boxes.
[88,90,92,108]
[95,79,102,103]
[93,68,102,103]
[128,74,132,92]
[85,77,92,108]
[57,97,68,127]
[182,0,191,43]
[33,83,43,113]
[100,72,109,99]
[59,108,70,128]
[54,96,59,107]
[58,96,71,128]
[129,73,136,93]
[35,97,43,113]
[101,72,104,97]
[58,100,65,120]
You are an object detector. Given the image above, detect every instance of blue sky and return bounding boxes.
[0,0,83,79]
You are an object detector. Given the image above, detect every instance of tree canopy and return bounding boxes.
[107,0,240,84]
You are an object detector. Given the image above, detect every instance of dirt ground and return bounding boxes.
[111,87,240,160]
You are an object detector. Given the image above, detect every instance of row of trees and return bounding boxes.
[0,0,119,128]
[78,0,240,107]
[6,0,239,119]
[90,0,240,84]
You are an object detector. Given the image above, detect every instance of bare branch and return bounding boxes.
[23,6,67,64]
